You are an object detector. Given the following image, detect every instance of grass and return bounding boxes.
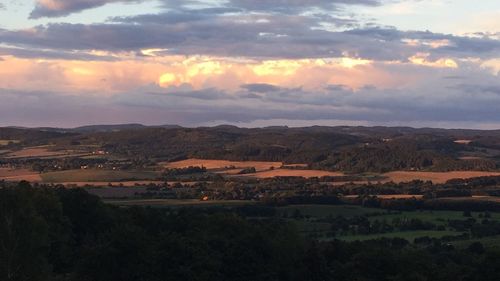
[277,205,385,218]
[41,169,160,183]
[338,230,460,242]
[453,235,500,250]
[104,199,256,207]
[278,205,500,244]
[368,210,500,226]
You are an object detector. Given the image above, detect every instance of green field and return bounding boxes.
[368,210,500,225]
[275,204,500,245]
[96,200,500,247]
[339,230,461,242]
[453,235,500,250]
[105,199,256,207]
[41,169,160,182]
[278,205,384,218]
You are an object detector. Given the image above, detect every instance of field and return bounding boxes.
[165,158,344,178]
[0,139,20,146]
[381,171,500,184]
[453,235,500,250]
[163,158,282,171]
[343,195,424,200]
[339,230,459,242]
[4,146,89,159]
[0,167,42,181]
[277,205,383,218]
[105,199,255,207]
[245,169,344,178]
[164,159,500,183]
[435,196,500,203]
[56,181,165,187]
[275,205,500,243]
[86,187,153,198]
[40,169,160,183]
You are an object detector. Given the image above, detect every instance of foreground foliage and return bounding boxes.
[2,182,500,281]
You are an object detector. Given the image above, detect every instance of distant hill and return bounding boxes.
[72,124,148,133]
[2,124,500,173]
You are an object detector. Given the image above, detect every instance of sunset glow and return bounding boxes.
[0,0,499,127]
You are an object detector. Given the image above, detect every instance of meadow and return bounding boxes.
[274,204,500,244]
[382,171,500,184]
[104,199,256,207]
[0,167,42,181]
[40,169,160,183]
[4,146,89,159]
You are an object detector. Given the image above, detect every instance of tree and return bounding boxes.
[0,186,50,281]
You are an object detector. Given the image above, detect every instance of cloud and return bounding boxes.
[1,0,498,129]
[241,83,281,93]
[226,0,381,13]
[2,20,498,62]
[30,0,383,19]
[30,0,140,19]
[0,1,486,63]
[2,60,500,128]
[0,46,118,61]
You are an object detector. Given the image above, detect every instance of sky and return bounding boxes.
[0,0,499,128]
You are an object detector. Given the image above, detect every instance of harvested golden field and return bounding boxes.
[382,171,500,184]
[454,140,472,145]
[0,139,20,146]
[163,159,500,182]
[377,194,424,200]
[164,158,345,178]
[0,168,42,181]
[458,156,483,160]
[246,169,344,178]
[343,195,424,200]
[164,158,282,172]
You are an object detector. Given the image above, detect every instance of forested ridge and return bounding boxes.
[2,125,500,172]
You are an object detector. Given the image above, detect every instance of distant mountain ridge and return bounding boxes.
[2,124,500,173]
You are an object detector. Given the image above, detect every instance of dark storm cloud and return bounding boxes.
[0,0,486,61]
[0,46,118,61]
[1,20,499,61]
[30,0,383,19]
[109,7,242,24]
[226,0,381,13]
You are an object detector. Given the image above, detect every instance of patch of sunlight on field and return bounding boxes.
[0,139,20,146]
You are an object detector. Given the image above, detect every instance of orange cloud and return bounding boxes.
[0,54,430,95]
[409,53,458,68]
